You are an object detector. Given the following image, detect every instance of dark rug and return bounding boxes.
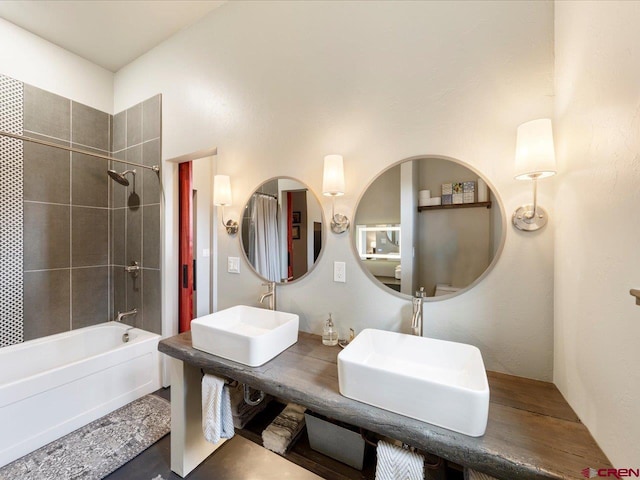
[0,394,170,480]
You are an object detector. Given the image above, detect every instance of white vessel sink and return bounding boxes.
[337,329,489,437]
[191,305,299,367]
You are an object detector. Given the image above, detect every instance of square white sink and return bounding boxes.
[191,305,299,367]
[337,329,489,437]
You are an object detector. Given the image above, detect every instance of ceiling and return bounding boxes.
[0,1,226,72]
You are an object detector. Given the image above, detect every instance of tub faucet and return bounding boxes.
[115,308,138,323]
[411,287,426,336]
[259,282,276,310]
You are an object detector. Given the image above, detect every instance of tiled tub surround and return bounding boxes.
[110,95,162,335]
[0,75,163,344]
[22,84,112,340]
[0,322,161,468]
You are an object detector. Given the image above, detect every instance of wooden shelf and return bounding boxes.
[418,201,492,212]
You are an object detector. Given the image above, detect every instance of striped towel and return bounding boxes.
[375,440,424,480]
[201,374,235,444]
[262,403,306,454]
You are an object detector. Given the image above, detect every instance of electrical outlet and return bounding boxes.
[334,261,346,283]
[227,257,240,274]
[203,248,210,258]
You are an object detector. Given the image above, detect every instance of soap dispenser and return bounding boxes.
[322,313,339,346]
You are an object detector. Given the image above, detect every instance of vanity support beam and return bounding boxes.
[169,358,226,477]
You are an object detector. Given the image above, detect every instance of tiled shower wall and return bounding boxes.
[22,84,112,340]
[111,96,162,334]
[0,74,162,345]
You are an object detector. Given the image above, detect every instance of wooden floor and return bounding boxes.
[104,388,372,480]
[104,388,463,480]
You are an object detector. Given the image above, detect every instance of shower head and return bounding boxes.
[107,169,136,186]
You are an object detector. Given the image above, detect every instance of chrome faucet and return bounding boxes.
[115,308,138,323]
[259,282,276,310]
[411,287,426,336]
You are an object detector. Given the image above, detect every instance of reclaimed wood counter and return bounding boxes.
[159,331,611,480]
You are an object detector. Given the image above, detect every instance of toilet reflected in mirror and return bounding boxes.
[353,156,504,299]
[240,178,325,284]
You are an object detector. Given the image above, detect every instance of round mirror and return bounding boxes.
[241,177,325,284]
[352,156,504,299]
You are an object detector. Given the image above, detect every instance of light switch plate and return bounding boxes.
[203,248,210,258]
[334,261,346,283]
[228,257,240,274]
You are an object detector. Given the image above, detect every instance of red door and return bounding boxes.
[178,161,194,332]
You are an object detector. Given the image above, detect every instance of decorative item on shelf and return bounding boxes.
[453,182,464,194]
[213,174,238,235]
[463,181,475,203]
[429,196,442,206]
[442,194,453,205]
[452,193,464,204]
[323,154,350,234]
[442,183,453,195]
[512,118,557,231]
[418,189,431,207]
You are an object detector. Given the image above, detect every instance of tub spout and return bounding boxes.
[115,308,137,323]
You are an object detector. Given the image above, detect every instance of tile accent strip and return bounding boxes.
[0,75,24,347]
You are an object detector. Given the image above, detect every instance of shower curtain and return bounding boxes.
[249,195,281,282]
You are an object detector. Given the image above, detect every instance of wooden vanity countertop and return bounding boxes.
[158,331,611,480]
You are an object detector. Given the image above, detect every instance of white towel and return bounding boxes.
[375,440,424,480]
[201,374,235,444]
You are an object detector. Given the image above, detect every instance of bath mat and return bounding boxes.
[0,394,170,480]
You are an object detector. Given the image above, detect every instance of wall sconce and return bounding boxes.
[512,118,557,231]
[323,154,350,234]
[213,174,238,235]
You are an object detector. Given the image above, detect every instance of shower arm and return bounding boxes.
[0,131,159,173]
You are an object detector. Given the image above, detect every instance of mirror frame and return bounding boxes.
[350,154,506,301]
[239,176,328,285]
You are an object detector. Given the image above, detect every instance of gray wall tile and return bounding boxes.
[126,274,143,328]
[23,136,70,204]
[72,267,109,328]
[142,95,161,142]
[24,202,70,270]
[71,150,108,207]
[126,103,142,147]
[72,207,108,266]
[23,84,70,140]
[113,111,126,152]
[112,266,126,319]
[71,102,110,151]
[126,204,142,266]
[143,269,161,334]
[111,208,125,266]
[142,139,161,205]
[23,269,71,340]
[143,204,160,269]
[125,144,143,202]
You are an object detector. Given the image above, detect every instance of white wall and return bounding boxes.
[114,0,555,380]
[0,18,113,112]
[554,1,640,466]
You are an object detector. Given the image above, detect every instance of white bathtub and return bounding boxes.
[0,322,162,468]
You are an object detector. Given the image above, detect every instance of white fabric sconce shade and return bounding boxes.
[213,174,233,206]
[213,174,237,234]
[323,154,345,196]
[514,118,557,180]
[322,154,349,233]
[512,118,556,232]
